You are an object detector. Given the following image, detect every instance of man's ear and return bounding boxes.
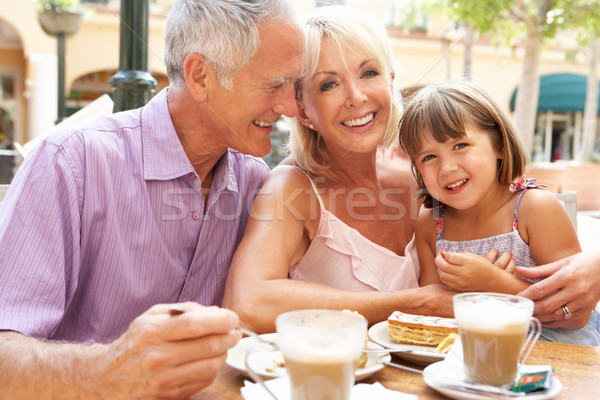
[183,53,213,103]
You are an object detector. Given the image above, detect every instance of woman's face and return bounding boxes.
[296,38,393,157]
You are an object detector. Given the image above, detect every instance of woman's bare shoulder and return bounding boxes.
[256,163,320,220]
[264,162,313,190]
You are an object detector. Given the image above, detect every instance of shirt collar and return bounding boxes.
[212,149,240,194]
[141,88,194,181]
[141,88,240,194]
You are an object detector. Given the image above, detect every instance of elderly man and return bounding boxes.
[0,0,303,398]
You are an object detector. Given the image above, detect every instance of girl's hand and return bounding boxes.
[485,248,517,274]
[435,251,501,292]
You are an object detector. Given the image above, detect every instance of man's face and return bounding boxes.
[206,19,304,157]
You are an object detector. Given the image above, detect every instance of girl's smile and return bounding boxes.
[444,178,469,192]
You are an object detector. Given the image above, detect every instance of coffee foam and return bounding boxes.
[280,331,364,363]
[455,298,531,332]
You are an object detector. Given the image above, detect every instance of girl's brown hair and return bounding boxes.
[398,80,527,208]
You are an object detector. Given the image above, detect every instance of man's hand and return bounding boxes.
[0,303,241,400]
[105,303,241,399]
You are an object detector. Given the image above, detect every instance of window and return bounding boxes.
[0,75,14,101]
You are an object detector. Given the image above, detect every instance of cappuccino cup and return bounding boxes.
[247,309,365,400]
[453,293,541,387]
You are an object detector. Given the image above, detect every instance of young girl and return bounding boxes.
[398,80,599,345]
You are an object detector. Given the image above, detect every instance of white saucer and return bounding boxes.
[423,360,562,400]
[368,320,445,365]
[226,333,389,382]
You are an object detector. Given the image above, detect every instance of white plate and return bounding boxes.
[423,360,562,400]
[368,320,445,365]
[226,333,389,382]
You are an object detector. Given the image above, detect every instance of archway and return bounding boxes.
[0,107,15,183]
[0,17,25,182]
[69,69,169,115]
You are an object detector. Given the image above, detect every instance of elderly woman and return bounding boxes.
[223,5,456,333]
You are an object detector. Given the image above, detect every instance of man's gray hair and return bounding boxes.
[165,0,295,91]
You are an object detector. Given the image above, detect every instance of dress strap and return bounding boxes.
[512,190,528,230]
[509,176,547,192]
[297,169,325,210]
[435,203,446,241]
[510,176,547,230]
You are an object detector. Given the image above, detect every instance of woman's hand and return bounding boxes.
[517,251,600,327]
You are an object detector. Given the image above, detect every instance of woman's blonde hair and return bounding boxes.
[398,80,528,208]
[287,6,402,175]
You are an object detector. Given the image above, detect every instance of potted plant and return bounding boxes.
[33,0,84,36]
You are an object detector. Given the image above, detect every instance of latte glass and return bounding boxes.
[453,293,541,387]
[276,309,367,400]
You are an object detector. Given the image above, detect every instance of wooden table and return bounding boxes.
[192,341,600,399]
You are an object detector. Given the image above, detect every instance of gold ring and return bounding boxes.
[561,305,573,320]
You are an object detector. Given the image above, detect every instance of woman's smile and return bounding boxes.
[341,112,375,127]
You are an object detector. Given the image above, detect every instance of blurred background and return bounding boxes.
[1,0,599,209]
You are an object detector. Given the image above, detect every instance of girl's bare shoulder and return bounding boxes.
[515,188,573,235]
[415,207,436,232]
[518,187,564,213]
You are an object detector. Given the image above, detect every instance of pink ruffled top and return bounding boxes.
[288,173,420,291]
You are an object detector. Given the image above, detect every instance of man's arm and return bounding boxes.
[0,304,241,400]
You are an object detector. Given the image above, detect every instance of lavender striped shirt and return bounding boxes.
[0,88,269,343]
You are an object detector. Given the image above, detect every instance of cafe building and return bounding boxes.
[511,73,600,163]
[0,0,597,180]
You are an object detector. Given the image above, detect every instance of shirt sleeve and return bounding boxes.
[0,136,82,339]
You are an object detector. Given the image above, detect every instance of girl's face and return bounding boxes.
[415,125,503,210]
[296,38,393,158]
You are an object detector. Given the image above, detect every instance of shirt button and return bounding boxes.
[188,173,196,181]
[192,211,200,220]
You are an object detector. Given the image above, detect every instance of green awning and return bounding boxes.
[510,73,600,113]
